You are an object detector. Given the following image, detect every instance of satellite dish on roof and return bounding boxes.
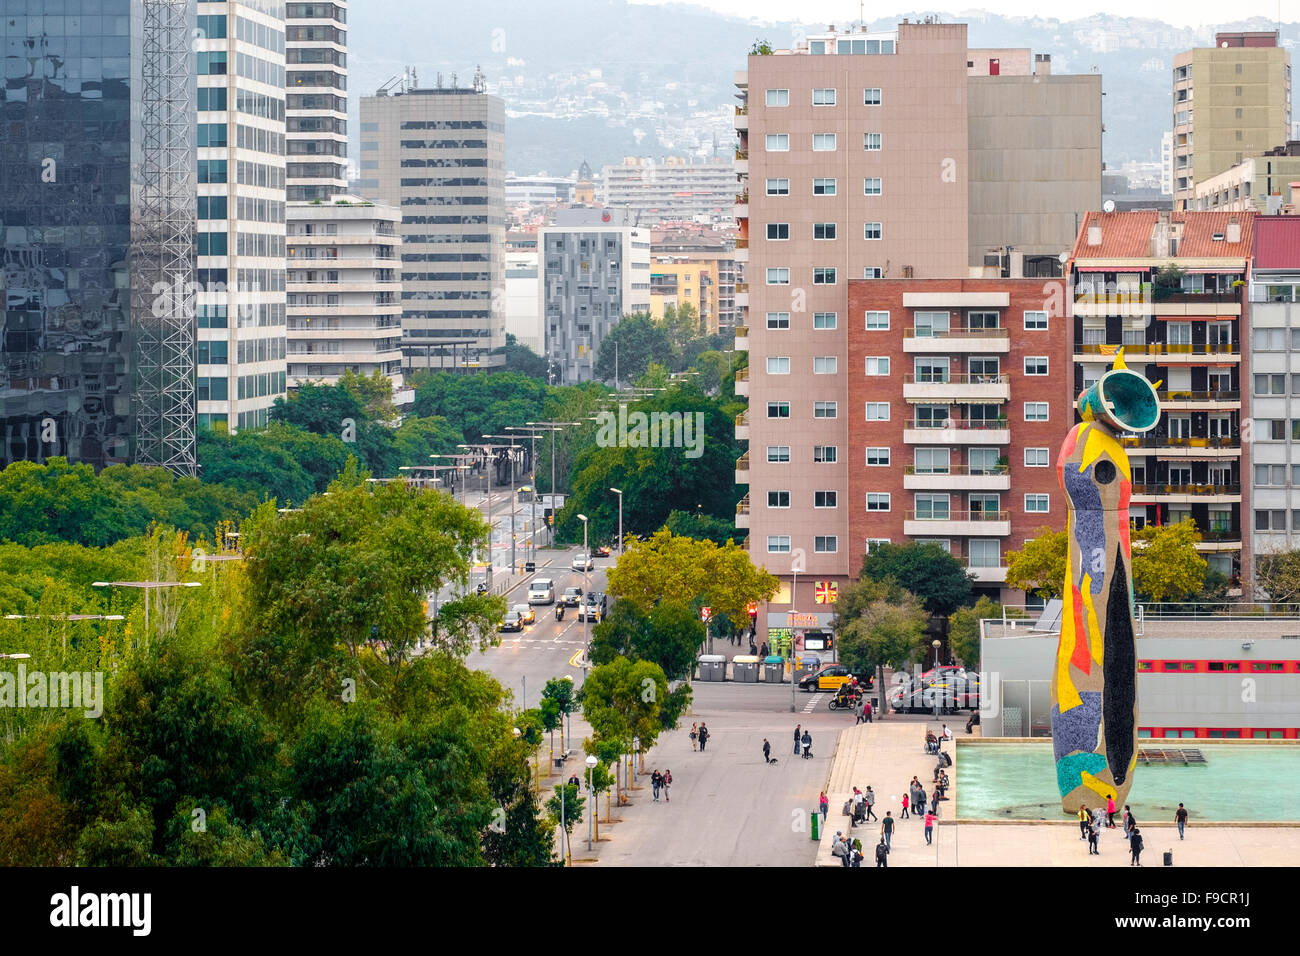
[1103,199,1116,213]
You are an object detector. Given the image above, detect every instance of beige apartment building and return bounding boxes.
[358,81,506,371]
[1172,32,1292,211]
[735,20,1101,642]
[650,260,720,334]
[1192,142,1300,213]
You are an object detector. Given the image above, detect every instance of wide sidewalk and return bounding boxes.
[815,720,1300,866]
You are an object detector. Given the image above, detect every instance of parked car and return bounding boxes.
[562,586,584,607]
[578,591,607,622]
[527,578,555,605]
[498,611,523,632]
[511,603,535,626]
[798,665,871,693]
[572,553,594,572]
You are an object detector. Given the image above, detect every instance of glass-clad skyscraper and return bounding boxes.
[0,0,197,473]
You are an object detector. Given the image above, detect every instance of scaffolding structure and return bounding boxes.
[132,0,198,477]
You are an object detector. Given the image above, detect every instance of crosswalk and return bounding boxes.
[802,694,823,713]
[500,638,586,648]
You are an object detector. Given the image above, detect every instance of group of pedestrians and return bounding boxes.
[688,722,710,752]
[649,769,673,802]
[792,724,813,759]
[907,776,940,845]
[831,829,891,867]
[1076,797,1184,864]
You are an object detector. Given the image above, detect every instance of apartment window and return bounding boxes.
[1024,310,1048,330]
[915,494,950,520]
[766,312,791,329]
[914,448,950,474]
[1169,416,1191,439]
[864,132,882,150]
[970,448,1000,475]
[915,405,948,429]
[863,88,881,105]
[813,312,837,329]
[864,311,890,330]
[1255,374,1285,396]
[768,491,791,508]
[914,311,950,337]
[1258,419,1286,440]
[863,267,883,279]
[1024,402,1049,422]
[864,222,882,240]
[864,356,890,376]
[767,446,791,463]
[814,356,838,374]
[765,89,790,107]
[863,177,882,196]
[1261,328,1289,350]
[1082,328,1106,345]
[1025,447,1050,467]
[767,401,791,419]
[767,535,792,553]
[813,267,837,285]
[767,268,790,285]
[813,133,837,151]
[814,401,838,418]
[865,402,890,421]
[814,445,838,463]
[813,178,837,196]
[767,223,790,241]
[865,447,890,466]
[1024,356,1048,376]
[1256,510,1287,531]
[815,491,838,508]
[1025,494,1050,513]
[914,358,948,383]
[969,539,1000,568]
[812,88,837,106]
[813,222,837,240]
[866,538,891,552]
[866,493,891,512]
[1168,322,1192,345]
[766,178,790,196]
[766,134,790,151]
[767,356,791,374]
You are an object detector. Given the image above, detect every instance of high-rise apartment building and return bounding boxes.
[1192,142,1300,213]
[195,0,288,432]
[599,157,736,222]
[538,209,651,385]
[285,198,403,388]
[1,0,197,473]
[1068,210,1253,585]
[649,261,719,334]
[1171,32,1292,211]
[735,21,1101,633]
[358,82,506,372]
[284,0,347,201]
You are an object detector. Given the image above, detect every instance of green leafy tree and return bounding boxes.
[1131,520,1206,605]
[493,333,550,379]
[663,509,738,546]
[544,783,584,863]
[948,597,1026,671]
[860,542,973,616]
[1005,527,1069,600]
[833,578,929,704]
[593,312,674,384]
[1253,545,1300,605]
[541,677,577,753]
[578,657,669,760]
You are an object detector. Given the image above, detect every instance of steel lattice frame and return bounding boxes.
[132,0,198,476]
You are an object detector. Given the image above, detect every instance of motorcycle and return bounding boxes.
[555,604,565,621]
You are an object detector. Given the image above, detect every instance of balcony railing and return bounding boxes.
[737,494,750,515]
[735,192,748,204]
[1121,436,1239,448]
[735,149,748,160]
[902,373,1009,385]
[903,464,1009,476]
[907,419,1008,430]
[1132,483,1241,495]
[734,325,749,337]
[905,510,1011,522]
[1074,290,1240,305]
[735,282,749,293]
[1157,390,1240,402]
[1076,343,1238,356]
[735,105,748,115]
[736,453,750,470]
[735,411,749,427]
[735,366,749,382]
[735,238,749,249]
[1199,530,1240,542]
[903,327,1009,339]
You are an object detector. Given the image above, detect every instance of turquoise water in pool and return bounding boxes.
[956,743,1299,822]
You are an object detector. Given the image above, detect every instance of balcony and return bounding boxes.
[1130,483,1241,503]
[1120,435,1240,456]
[1157,389,1241,409]
[903,328,1010,354]
[903,420,1010,445]
[734,365,749,397]
[903,373,1010,404]
[903,464,1011,491]
[734,148,748,175]
[734,281,749,309]
[735,410,749,441]
[1195,530,1241,552]
[734,108,748,131]
[1073,343,1239,363]
[903,510,1011,537]
[734,324,749,350]
[736,493,750,529]
[735,452,749,485]
[1073,290,1241,319]
[964,562,1009,584]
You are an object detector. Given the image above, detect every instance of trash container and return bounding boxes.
[793,654,822,686]
[810,810,820,841]
[1163,850,1173,867]
[524,561,535,574]
[696,654,727,682]
[733,655,760,683]
[763,655,786,684]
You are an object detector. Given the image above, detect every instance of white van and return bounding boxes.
[527,578,555,605]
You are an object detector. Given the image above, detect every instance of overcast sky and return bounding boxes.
[629,0,1293,30]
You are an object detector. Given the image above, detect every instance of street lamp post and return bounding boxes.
[932,639,943,719]
[91,580,201,636]
[586,754,598,850]
[609,487,623,555]
[3,614,127,658]
[0,652,32,660]
[525,421,580,547]
[577,514,590,639]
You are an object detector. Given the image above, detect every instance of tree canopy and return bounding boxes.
[860,542,974,617]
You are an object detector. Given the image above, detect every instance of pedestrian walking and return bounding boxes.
[1123,805,1135,839]
[849,843,863,868]
[881,812,894,849]
[801,730,812,759]
[864,699,873,723]
[1175,803,1189,840]
[689,723,698,751]
[1106,794,1117,828]
[916,786,927,817]
[901,792,910,820]
[698,723,709,752]
[1129,826,1144,866]
[820,791,829,823]
[651,770,662,802]
[1078,805,1091,841]
[865,786,878,822]
[762,738,772,764]
[1087,821,1100,855]
[924,810,936,845]
[855,699,866,725]
[760,641,769,658]
[662,769,672,802]
[851,787,865,826]
[794,724,802,756]
[875,838,889,867]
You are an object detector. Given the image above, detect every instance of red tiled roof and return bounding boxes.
[1253,215,1300,270]
[1070,210,1255,260]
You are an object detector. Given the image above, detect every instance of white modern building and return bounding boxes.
[505,249,543,355]
[506,175,575,206]
[285,0,348,202]
[1161,130,1175,196]
[196,0,288,433]
[599,157,736,222]
[286,198,404,390]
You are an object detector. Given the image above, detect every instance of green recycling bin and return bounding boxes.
[810,809,820,840]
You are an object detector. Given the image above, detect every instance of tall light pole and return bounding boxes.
[92,580,201,636]
[586,754,598,850]
[609,487,623,555]
[932,639,943,719]
[526,421,580,546]
[484,435,523,573]
[577,513,590,655]
[506,424,545,564]
[4,614,127,659]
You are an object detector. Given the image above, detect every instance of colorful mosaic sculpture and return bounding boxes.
[1052,349,1160,813]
